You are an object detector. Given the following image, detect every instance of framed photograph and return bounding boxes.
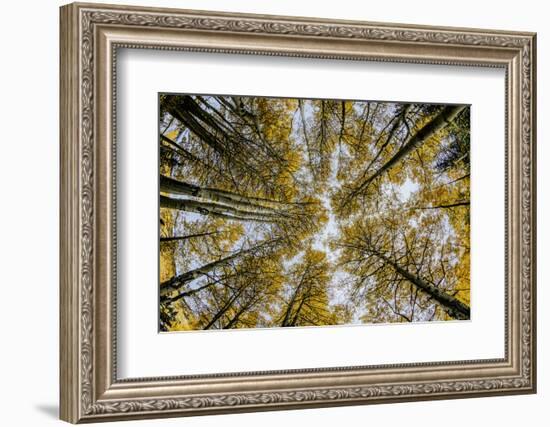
[60,2,536,423]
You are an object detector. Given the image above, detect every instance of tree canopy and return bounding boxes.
[159,94,470,331]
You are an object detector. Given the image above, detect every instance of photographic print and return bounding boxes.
[159,94,471,332]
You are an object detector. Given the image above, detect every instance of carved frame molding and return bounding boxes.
[60,2,536,423]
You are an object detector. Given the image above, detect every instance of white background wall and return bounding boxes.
[0,0,546,425]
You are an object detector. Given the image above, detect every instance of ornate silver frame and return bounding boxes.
[60,2,536,423]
